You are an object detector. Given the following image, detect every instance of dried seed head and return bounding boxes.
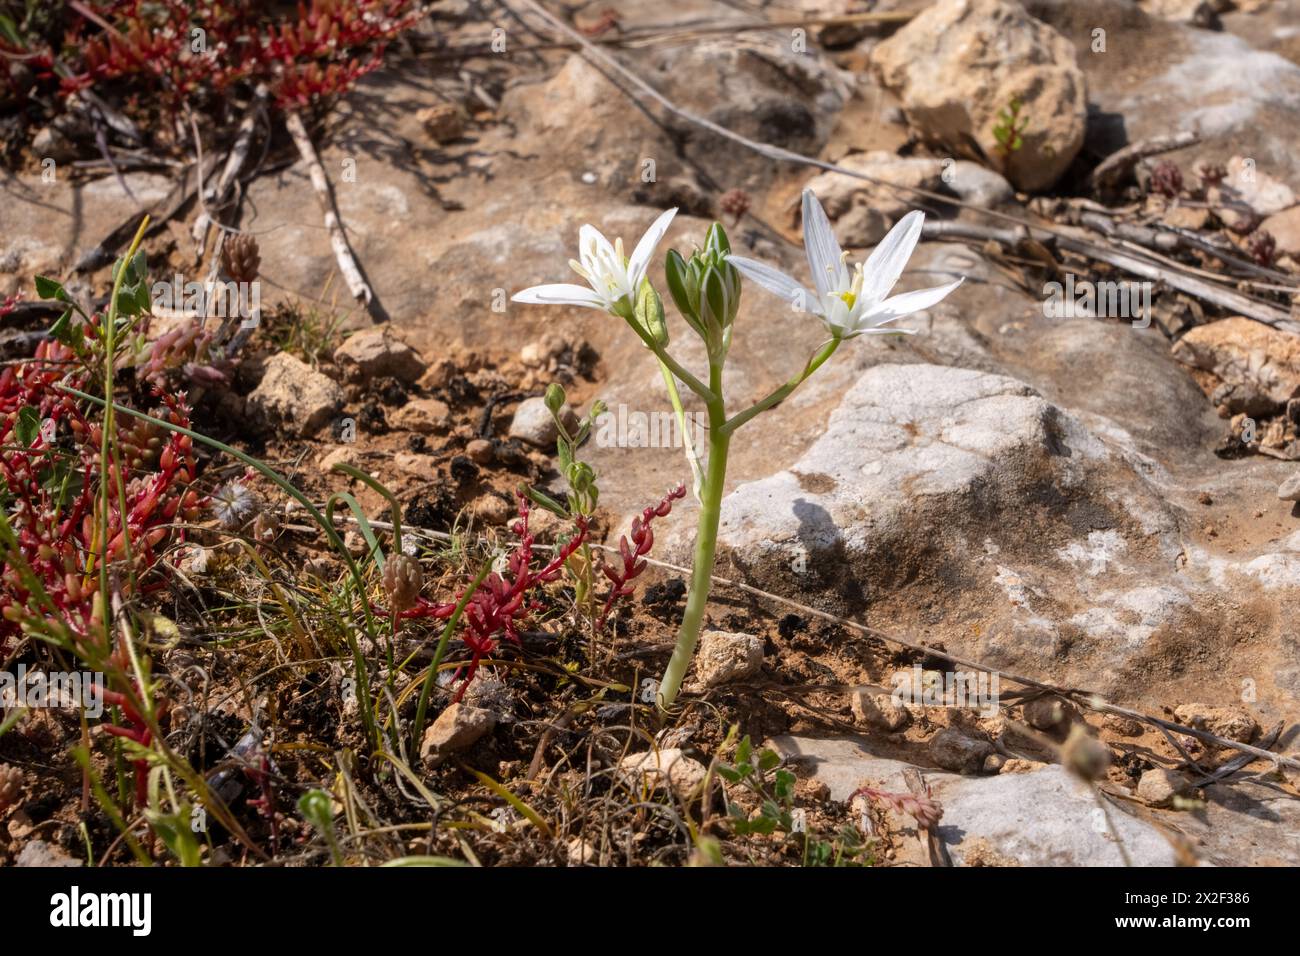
[1148,160,1184,199]
[382,553,424,613]
[210,481,260,530]
[221,234,261,283]
[1248,229,1277,267]
[718,188,750,222]
[0,763,24,814]
[1060,723,1111,782]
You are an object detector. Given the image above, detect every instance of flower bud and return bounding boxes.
[664,222,741,356]
[634,279,668,348]
[665,248,698,322]
[544,383,566,415]
[382,553,424,613]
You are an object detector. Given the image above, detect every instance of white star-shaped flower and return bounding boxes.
[726,189,961,338]
[512,208,678,316]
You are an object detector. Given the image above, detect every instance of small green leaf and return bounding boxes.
[35,275,66,301]
[47,308,73,345]
[15,406,40,447]
[524,485,568,518]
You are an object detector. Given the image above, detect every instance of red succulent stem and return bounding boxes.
[404,495,589,700]
[598,483,686,630]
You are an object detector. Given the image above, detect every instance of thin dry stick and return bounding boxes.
[606,548,1300,774]
[1088,131,1200,193]
[284,110,373,306]
[425,11,913,58]
[193,85,269,256]
[277,503,1300,773]
[921,219,1300,333]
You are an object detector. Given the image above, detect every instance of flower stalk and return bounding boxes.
[512,191,961,709]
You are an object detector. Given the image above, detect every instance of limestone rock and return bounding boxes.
[851,689,912,731]
[1136,767,1193,806]
[333,328,425,384]
[421,702,496,766]
[390,397,451,434]
[247,352,344,437]
[509,396,575,447]
[618,748,708,800]
[693,630,764,687]
[1172,317,1300,415]
[1172,704,1259,745]
[871,0,1087,190]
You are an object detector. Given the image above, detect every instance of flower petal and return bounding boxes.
[844,326,919,339]
[727,255,819,315]
[821,295,854,336]
[802,189,847,300]
[512,283,606,309]
[627,207,677,289]
[860,210,926,303]
[860,277,963,327]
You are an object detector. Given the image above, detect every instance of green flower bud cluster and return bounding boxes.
[664,222,741,362]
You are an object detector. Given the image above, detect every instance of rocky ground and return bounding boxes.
[2,0,1299,867]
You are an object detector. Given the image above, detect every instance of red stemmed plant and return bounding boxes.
[598,483,686,630]
[5,0,422,113]
[0,336,203,651]
[402,495,588,700]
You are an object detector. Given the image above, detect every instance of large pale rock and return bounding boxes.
[774,737,1180,865]
[871,0,1087,190]
[1028,0,1300,194]
[247,352,345,437]
[693,363,1192,693]
[1172,317,1300,415]
[502,42,850,192]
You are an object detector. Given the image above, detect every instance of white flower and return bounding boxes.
[512,208,678,316]
[726,190,961,339]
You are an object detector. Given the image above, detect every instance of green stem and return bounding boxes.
[657,372,729,710]
[721,337,840,436]
[624,319,717,404]
[657,359,704,497]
